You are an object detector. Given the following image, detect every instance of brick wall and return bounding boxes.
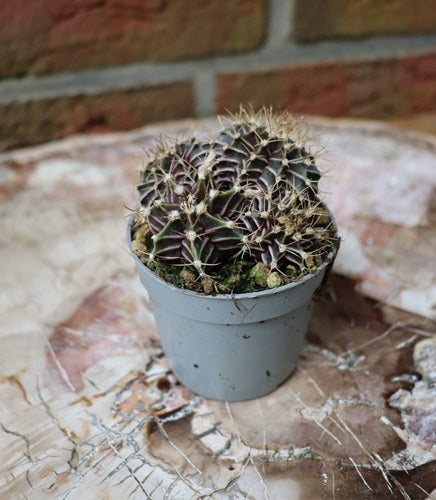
[1,0,435,150]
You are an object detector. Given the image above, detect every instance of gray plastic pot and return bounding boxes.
[128,221,334,401]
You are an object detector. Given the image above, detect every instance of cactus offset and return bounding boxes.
[132,108,339,293]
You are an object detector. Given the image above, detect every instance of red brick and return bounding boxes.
[0,81,194,151]
[216,53,436,120]
[0,0,266,78]
[293,0,436,42]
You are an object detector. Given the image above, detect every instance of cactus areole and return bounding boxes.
[130,108,339,295]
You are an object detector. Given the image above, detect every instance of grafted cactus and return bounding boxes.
[131,108,338,293]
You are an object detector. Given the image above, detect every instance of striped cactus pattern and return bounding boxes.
[133,108,338,285]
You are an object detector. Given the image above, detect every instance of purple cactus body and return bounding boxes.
[134,110,337,282]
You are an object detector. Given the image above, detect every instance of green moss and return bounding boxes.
[267,272,282,289]
[131,222,338,295]
[133,224,149,245]
[249,262,269,288]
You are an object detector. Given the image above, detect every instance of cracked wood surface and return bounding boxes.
[0,117,435,499]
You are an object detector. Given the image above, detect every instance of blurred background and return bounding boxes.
[1,0,436,151]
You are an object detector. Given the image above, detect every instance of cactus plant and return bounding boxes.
[131,108,339,294]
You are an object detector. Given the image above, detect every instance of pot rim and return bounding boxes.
[127,207,338,301]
